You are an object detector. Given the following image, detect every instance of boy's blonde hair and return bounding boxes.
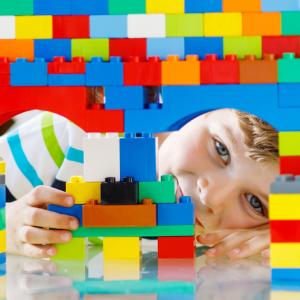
[235,110,278,163]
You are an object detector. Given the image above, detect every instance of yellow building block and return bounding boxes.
[146,0,184,14]
[103,237,140,260]
[0,162,5,175]
[204,13,242,37]
[269,194,300,220]
[271,243,300,268]
[0,231,5,253]
[279,131,300,156]
[0,276,6,300]
[66,176,100,204]
[104,258,140,281]
[271,291,300,300]
[16,16,52,39]
[53,237,85,261]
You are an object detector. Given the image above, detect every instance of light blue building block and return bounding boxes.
[262,0,300,11]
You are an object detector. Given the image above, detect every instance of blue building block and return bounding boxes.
[10,58,47,86]
[279,83,300,108]
[90,15,127,38]
[34,0,72,15]
[105,86,145,109]
[0,253,5,265]
[34,39,71,62]
[185,0,222,12]
[185,37,223,59]
[48,204,83,226]
[48,74,85,86]
[0,262,5,276]
[157,196,194,226]
[120,133,157,182]
[272,268,300,281]
[0,186,5,209]
[158,293,194,300]
[147,38,185,60]
[72,0,108,15]
[262,0,300,11]
[86,57,123,86]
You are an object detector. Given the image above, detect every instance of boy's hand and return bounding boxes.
[197,224,270,260]
[6,186,79,258]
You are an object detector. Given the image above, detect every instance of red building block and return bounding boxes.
[53,16,90,38]
[158,236,195,259]
[124,56,161,86]
[280,156,300,175]
[109,38,147,62]
[263,36,300,58]
[201,54,239,84]
[0,57,10,86]
[48,56,86,74]
[271,220,300,243]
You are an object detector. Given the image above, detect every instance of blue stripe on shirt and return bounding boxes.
[7,132,43,187]
[65,147,83,163]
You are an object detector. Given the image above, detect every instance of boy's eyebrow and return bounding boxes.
[222,126,239,154]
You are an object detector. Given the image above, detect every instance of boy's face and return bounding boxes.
[158,109,279,231]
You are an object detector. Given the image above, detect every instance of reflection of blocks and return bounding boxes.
[271,243,300,268]
[16,16,52,39]
[0,208,5,230]
[48,204,83,226]
[104,259,140,281]
[0,231,5,253]
[0,185,5,209]
[54,237,85,260]
[158,236,195,258]
[271,175,300,194]
[103,237,140,260]
[0,253,5,265]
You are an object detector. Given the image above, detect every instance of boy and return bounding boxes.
[1,108,278,259]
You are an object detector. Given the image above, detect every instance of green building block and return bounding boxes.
[278,53,300,83]
[282,12,300,36]
[73,225,194,238]
[279,131,300,156]
[53,238,85,261]
[0,0,33,15]
[72,39,109,61]
[139,174,175,204]
[223,36,262,59]
[0,208,5,230]
[109,0,146,14]
[166,14,203,37]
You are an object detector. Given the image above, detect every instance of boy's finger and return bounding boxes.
[19,225,72,245]
[21,243,57,259]
[197,230,234,245]
[26,186,74,207]
[23,207,79,230]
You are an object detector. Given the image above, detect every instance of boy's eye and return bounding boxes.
[245,193,265,216]
[214,140,230,165]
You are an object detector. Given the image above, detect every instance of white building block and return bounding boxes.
[83,133,120,182]
[0,17,15,39]
[128,14,166,38]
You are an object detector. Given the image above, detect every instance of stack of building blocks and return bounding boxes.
[0,162,5,270]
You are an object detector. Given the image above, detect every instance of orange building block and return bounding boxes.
[223,0,261,12]
[240,54,278,84]
[162,55,200,85]
[83,199,156,227]
[243,12,281,36]
[0,40,34,61]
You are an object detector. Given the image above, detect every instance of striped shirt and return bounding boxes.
[0,112,86,200]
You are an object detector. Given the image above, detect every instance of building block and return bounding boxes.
[72,38,109,62]
[204,13,242,37]
[16,16,52,39]
[272,268,300,281]
[158,237,195,259]
[34,0,72,15]
[0,17,15,39]
[105,86,145,109]
[48,74,85,86]
[48,204,82,226]
[271,175,300,194]
[0,163,4,175]
[83,198,156,227]
[223,0,261,12]
[271,220,300,243]
[166,14,203,37]
[223,36,262,59]
[280,157,300,175]
[34,39,71,62]
[10,58,47,86]
[53,237,85,260]
[271,291,300,299]
[146,0,184,14]
[103,237,140,260]
[0,253,5,265]
[0,209,5,230]
[0,40,34,61]
[279,83,300,108]
[104,258,140,281]
[279,53,300,83]
[109,38,147,61]
[0,186,5,209]
[66,176,100,204]
[48,56,85,74]
[83,133,120,182]
[239,55,278,84]
[271,243,300,268]
[157,196,194,226]
[71,0,108,15]
[120,133,157,182]
[279,131,300,156]
[242,12,281,36]
[0,231,5,253]
[201,54,239,84]
[0,57,9,87]
[282,12,300,36]
[0,0,33,15]
[109,0,145,14]
[90,15,127,38]
[147,38,185,60]
[162,55,200,85]
[139,174,175,204]
[185,0,222,13]
[262,0,300,12]
[270,194,300,220]
[124,56,161,86]
[86,57,123,86]
[100,177,138,205]
[53,16,89,39]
